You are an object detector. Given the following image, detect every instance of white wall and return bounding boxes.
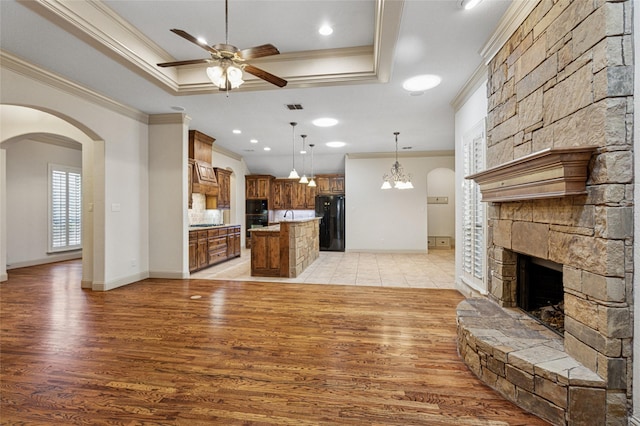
[454,80,488,296]
[5,139,82,268]
[149,114,190,279]
[1,67,149,290]
[427,168,455,240]
[345,154,454,252]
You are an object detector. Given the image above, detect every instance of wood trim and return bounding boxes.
[466,147,597,203]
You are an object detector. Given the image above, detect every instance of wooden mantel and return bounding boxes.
[466,146,597,203]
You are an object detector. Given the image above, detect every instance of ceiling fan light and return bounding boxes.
[207,65,225,87]
[227,65,244,88]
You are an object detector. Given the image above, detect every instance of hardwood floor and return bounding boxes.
[1,260,548,425]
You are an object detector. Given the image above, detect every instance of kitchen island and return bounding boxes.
[249,218,320,277]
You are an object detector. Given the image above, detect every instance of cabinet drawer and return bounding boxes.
[435,237,451,248]
[427,237,436,248]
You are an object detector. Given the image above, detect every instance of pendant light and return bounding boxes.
[287,122,299,179]
[308,143,316,187]
[299,134,309,184]
[381,132,413,190]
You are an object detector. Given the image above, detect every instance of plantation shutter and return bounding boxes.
[49,164,82,252]
[462,122,485,288]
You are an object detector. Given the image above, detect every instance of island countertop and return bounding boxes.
[249,218,320,278]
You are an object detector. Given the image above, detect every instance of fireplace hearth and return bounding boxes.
[517,256,564,335]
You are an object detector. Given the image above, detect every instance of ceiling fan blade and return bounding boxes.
[170,29,220,56]
[239,44,280,60]
[157,58,212,68]
[244,64,287,88]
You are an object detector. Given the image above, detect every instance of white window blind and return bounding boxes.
[462,121,485,289]
[49,164,82,252]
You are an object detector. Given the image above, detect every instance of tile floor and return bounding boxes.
[190,248,456,289]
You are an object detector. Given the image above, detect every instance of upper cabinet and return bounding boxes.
[271,179,293,210]
[215,168,232,210]
[246,175,273,200]
[188,130,219,208]
[316,174,345,195]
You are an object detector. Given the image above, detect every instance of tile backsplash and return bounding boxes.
[189,193,223,225]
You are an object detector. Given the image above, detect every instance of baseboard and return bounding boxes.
[149,271,189,279]
[92,271,149,291]
[344,249,427,254]
[0,272,7,282]
[7,252,82,269]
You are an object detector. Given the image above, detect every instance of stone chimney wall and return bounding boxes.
[483,0,633,422]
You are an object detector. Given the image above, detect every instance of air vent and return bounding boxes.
[286,104,303,110]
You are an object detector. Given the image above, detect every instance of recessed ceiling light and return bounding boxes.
[313,117,338,127]
[170,105,185,112]
[250,139,258,144]
[460,0,483,10]
[319,25,333,36]
[402,74,442,92]
[232,129,242,134]
[326,141,346,148]
[263,147,271,151]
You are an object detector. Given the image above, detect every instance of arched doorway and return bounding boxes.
[0,104,105,287]
[426,168,455,250]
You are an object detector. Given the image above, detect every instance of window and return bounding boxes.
[49,164,82,252]
[461,120,485,291]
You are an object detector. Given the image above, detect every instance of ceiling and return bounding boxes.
[0,0,512,176]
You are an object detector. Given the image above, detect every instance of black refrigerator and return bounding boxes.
[316,195,345,251]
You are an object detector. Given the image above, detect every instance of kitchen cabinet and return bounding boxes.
[189,231,197,271]
[250,230,281,277]
[271,179,293,209]
[208,229,228,265]
[227,226,241,258]
[215,168,232,210]
[316,174,345,195]
[246,175,273,200]
[273,179,316,210]
[189,225,242,272]
[196,231,208,271]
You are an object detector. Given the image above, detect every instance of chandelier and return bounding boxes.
[381,132,414,190]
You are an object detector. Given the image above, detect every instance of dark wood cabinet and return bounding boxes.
[215,168,232,210]
[196,231,208,271]
[305,185,316,209]
[271,179,293,209]
[250,231,281,277]
[189,225,242,273]
[246,175,273,200]
[189,231,197,272]
[316,174,345,195]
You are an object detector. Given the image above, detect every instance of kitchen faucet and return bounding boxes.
[284,210,294,221]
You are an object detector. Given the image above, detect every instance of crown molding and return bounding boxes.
[347,150,455,160]
[148,113,190,125]
[451,63,488,112]
[24,0,401,94]
[480,0,540,65]
[213,144,243,162]
[1,50,148,123]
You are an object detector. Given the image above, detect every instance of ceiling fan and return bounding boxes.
[157,0,287,91]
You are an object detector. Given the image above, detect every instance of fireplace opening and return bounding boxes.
[517,255,564,335]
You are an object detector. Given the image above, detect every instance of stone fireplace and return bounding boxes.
[517,255,565,335]
[456,0,633,425]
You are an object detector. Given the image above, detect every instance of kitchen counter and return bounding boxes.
[189,225,241,272]
[249,218,320,278]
